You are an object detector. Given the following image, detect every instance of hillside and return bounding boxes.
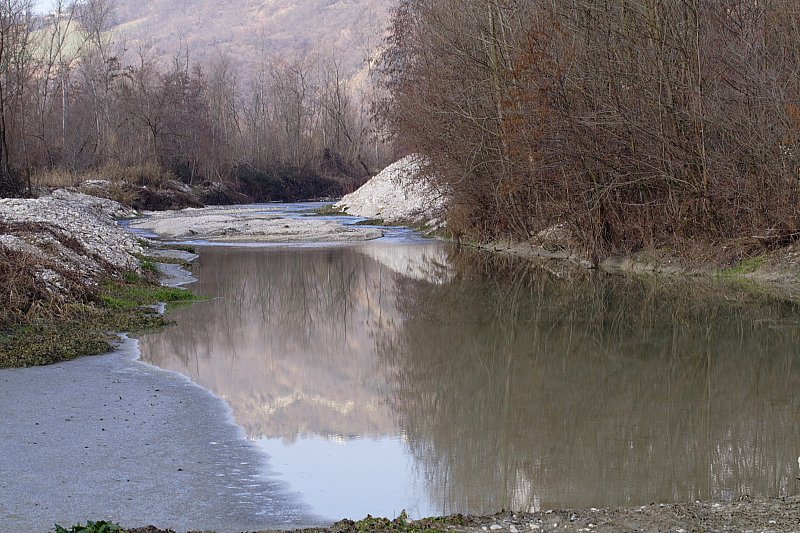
[110,0,389,74]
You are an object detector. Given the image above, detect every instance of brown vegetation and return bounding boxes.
[379,0,800,261]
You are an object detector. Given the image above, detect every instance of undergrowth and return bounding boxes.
[101,274,200,310]
[718,255,768,277]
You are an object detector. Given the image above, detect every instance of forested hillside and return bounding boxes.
[111,0,386,74]
[0,0,390,200]
[379,0,800,258]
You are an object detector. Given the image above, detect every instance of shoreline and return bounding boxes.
[121,495,800,533]
[467,237,800,303]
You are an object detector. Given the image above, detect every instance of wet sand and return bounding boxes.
[0,338,321,533]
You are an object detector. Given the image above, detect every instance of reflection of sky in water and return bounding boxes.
[257,435,436,520]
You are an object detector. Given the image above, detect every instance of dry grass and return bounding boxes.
[31,163,207,211]
[33,163,175,189]
[0,231,97,329]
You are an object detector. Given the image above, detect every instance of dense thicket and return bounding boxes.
[0,0,384,199]
[380,0,800,257]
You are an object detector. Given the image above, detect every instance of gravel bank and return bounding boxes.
[119,496,800,533]
[0,190,144,290]
[336,155,447,228]
[129,205,383,243]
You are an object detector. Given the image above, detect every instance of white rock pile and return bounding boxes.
[0,190,144,293]
[336,155,448,228]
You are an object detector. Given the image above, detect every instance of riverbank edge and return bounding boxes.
[0,252,203,368]
[0,189,206,368]
[109,494,800,533]
[463,237,800,302]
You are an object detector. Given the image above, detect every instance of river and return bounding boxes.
[139,225,800,522]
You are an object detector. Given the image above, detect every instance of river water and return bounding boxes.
[137,232,800,522]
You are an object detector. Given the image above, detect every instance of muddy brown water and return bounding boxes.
[137,242,800,522]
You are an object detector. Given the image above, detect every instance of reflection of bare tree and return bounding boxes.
[138,244,452,441]
[381,251,800,514]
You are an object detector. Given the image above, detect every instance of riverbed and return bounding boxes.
[3,204,800,532]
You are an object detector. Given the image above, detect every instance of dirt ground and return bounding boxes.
[124,496,800,533]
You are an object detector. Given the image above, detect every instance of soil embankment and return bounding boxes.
[0,190,197,367]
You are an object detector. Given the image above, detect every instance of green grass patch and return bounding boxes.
[0,302,166,368]
[153,255,192,266]
[101,279,202,310]
[139,258,159,273]
[718,255,767,277]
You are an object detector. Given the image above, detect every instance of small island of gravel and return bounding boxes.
[128,205,384,243]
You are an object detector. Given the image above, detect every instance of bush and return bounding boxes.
[0,168,25,198]
[232,164,344,202]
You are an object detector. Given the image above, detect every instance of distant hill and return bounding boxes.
[109,0,390,75]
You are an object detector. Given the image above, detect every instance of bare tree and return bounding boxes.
[0,0,33,194]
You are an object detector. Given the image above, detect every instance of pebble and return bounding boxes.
[490,525,503,531]
[509,526,518,533]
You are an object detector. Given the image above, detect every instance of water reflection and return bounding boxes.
[138,244,800,519]
[140,243,448,440]
[384,254,800,513]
